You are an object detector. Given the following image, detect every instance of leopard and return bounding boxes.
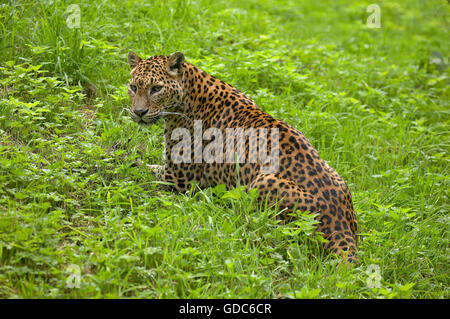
[126,51,358,264]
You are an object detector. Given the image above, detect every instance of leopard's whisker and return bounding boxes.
[159,111,191,122]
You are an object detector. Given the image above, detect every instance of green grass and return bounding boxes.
[0,0,448,298]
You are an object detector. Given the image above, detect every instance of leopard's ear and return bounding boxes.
[128,51,141,69]
[166,52,185,77]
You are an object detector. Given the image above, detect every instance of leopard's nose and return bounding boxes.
[134,108,148,117]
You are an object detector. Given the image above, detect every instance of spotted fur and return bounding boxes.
[127,52,358,264]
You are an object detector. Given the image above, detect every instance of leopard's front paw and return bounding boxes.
[146,164,164,179]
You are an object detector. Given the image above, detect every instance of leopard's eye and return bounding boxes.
[151,85,163,95]
[129,84,137,93]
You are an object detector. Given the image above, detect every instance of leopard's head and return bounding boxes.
[127,51,185,124]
